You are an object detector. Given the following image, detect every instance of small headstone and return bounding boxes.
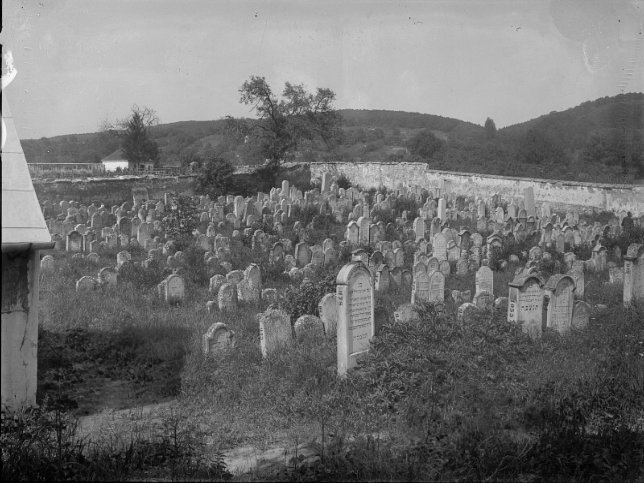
[218,283,238,311]
[457,303,479,324]
[318,293,338,335]
[76,276,97,292]
[571,300,591,330]
[203,323,235,355]
[393,303,420,324]
[164,274,185,305]
[294,315,325,340]
[258,308,292,357]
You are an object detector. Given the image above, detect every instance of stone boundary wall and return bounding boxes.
[33,175,198,205]
[306,162,644,215]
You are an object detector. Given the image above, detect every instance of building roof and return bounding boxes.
[2,99,53,251]
[101,149,127,162]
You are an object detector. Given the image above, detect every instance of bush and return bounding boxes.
[336,173,351,189]
[280,271,337,323]
[194,156,235,199]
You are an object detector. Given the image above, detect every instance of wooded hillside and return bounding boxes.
[21,93,643,184]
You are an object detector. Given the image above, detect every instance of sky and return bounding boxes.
[1,0,643,139]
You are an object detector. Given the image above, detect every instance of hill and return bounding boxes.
[20,93,644,184]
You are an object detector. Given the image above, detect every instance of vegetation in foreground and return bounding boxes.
[2,205,644,481]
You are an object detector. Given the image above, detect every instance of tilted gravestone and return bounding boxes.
[76,275,97,292]
[209,274,226,295]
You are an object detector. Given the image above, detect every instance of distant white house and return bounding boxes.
[101,149,154,172]
[101,149,130,172]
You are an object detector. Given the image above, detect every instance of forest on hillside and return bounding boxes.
[21,93,643,184]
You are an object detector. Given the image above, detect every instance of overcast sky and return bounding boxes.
[1,0,642,139]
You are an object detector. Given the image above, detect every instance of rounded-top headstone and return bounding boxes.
[294,315,325,340]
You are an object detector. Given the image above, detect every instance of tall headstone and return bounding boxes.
[336,263,374,376]
[429,271,445,303]
[523,187,535,218]
[544,274,576,334]
[437,198,446,221]
[507,275,544,339]
[623,243,644,306]
[475,266,494,296]
[411,271,431,304]
[432,233,447,261]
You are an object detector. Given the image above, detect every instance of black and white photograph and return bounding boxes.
[1,0,643,480]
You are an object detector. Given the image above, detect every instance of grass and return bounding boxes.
[3,202,643,480]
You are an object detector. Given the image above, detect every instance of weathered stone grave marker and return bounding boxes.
[336,263,374,376]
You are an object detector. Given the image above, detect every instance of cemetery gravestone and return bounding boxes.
[164,274,185,305]
[203,323,235,355]
[336,263,375,376]
[571,300,591,330]
[507,275,544,339]
[318,293,338,335]
[623,243,644,305]
[218,283,238,311]
[259,308,292,357]
[429,271,445,303]
[475,266,494,296]
[294,315,325,340]
[545,274,576,334]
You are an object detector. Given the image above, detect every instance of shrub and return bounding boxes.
[336,173,351,189]
[280,271,337,323]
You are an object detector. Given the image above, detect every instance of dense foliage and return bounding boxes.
[118,106,161,169]
[237,75,342,163]
[194,156,235,199]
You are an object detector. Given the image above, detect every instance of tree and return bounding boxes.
[484,117,497,140]
[238,76,342,164]
[103,105,160,170]
[121,106,160,169]
[407,129,444,159]
[161,195,199,249]
[195,156,235,198]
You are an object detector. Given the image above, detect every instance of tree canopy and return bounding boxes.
[194,156,235,199]
[485,117,497,139]
[102,105,160,169]
[238,76,342,163]
[407,129,444,160]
